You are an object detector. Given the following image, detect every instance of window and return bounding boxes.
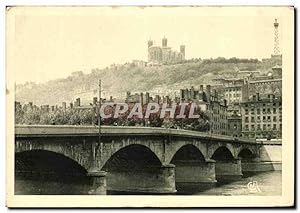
[263,108,266,114]
[263,124,266,130]
[267,108,271,113]
[245,117,249,122]
[251,125,255,130]
[273,124,277,130]
[273,108,277,113]
[273,116,277,122]
[251,117,255,122]
[263,116,266,121]
[267,116,271,121]
[257,124,261,129]
[245,124,249,130]
[245,109,249,115]
[257,109,261,114]
[257,116,261,121]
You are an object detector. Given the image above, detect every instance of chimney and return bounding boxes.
[76,98,81,107]
[126,91,131,99]
[213,89,217,99]
[224,99,227,107]
[145,92,150,104]
[206,85,211,101]
[93,97,98,105]
[139,93,144,105]
[166,95,170,104]
[180,89,185,100]
[190,86,195,99]
[206,85,211,93]
[185,88,189,100]
[62,102,66,111]
[155,95,160,104]
[200,85,204,92]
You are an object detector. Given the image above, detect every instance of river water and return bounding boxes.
[15,171,281,195]
[193,171,281,196]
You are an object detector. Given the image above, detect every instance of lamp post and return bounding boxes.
[98,79,101,145]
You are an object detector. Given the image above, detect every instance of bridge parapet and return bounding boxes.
[15,125,257,144]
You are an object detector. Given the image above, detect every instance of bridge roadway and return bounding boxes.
[15,125,280,195]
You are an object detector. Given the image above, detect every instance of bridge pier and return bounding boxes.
[215,159,243,183]
[87,170,107,195]
[106,164,176,194]
[174,159,217,193]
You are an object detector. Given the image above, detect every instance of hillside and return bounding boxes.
[15,57,276,106]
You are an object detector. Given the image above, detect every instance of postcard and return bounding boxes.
[6,6,294,207]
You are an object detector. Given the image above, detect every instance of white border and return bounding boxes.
[1,0,298,211]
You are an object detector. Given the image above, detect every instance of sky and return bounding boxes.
[9,7,285,84]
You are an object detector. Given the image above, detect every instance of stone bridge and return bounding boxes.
[15,125,281,195]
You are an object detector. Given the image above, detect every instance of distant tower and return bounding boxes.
[273,18,280,55]
[148,39,153,48]
[162,36,167,47]
[180,45,185,59]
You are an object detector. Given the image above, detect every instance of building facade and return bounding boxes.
[240,94,282,139]
[180,85,228,135]
[148,37,185,65]
[213,78,249,104]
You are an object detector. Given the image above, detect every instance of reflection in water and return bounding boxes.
[193,171,282,196]
[15,171,281,195]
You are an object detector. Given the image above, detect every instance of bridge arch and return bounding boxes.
[170,144,206,164]
[15,150,88,174]
[101,144,162,171]
[15,150,89,194]
[165,140,207,164]
[211,146,235,162]
[15,143,90,170]
[238,148,256,161]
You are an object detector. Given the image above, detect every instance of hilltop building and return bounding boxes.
[148,37,185,65]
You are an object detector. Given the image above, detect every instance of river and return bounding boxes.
[15,171,281,195]
[193,171,281,196]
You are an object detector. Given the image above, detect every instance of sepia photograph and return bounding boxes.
[5,6,294,207]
